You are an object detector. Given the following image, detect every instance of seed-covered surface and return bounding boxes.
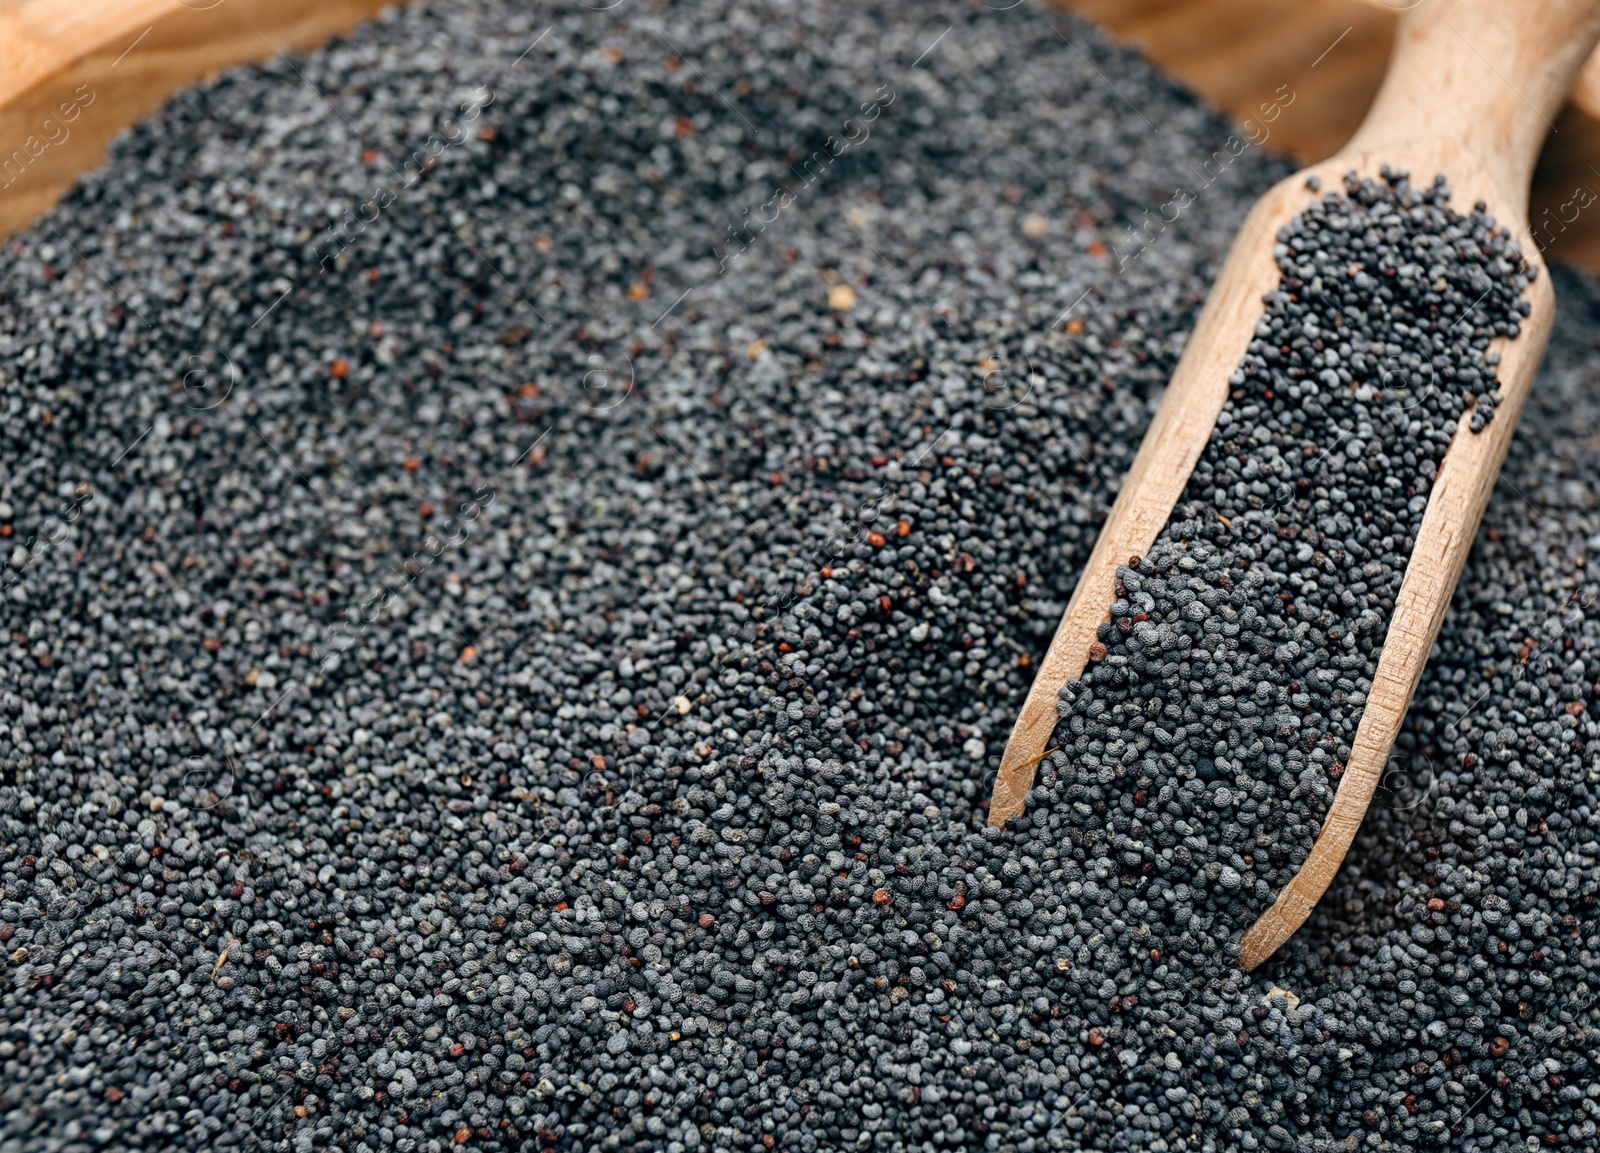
[1,2,1599,1153]
[1042,172,1532,964]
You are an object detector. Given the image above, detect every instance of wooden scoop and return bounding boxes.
[988,0,1600,971]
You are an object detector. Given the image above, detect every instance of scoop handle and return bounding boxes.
[1344,0,1600,219]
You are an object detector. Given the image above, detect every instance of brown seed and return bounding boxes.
[867,531,887,548]
[872,888,893,906]
[698,913,715,928]
[330,358,350,378]
[1491,1036,1510,1057]
[454,1129,471,1145]
[626,282,650,301]
[947,893,965,911]
[1427,897,1445,912]
[1087,1028,1104,1046]
[1088,642,1107,662]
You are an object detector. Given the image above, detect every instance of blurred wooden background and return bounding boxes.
[1059,0,1600,267]
[0,0,392,240]
[4,0,1600,265]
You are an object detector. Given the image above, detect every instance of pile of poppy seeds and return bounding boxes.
[1,2,1598,1152]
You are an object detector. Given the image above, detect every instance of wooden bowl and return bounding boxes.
[0,0,396,241]
[10,0,1600,272]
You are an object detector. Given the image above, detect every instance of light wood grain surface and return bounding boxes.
[996,0,1600,971]
[0,0,398,241]
[1055,0,1600,270]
